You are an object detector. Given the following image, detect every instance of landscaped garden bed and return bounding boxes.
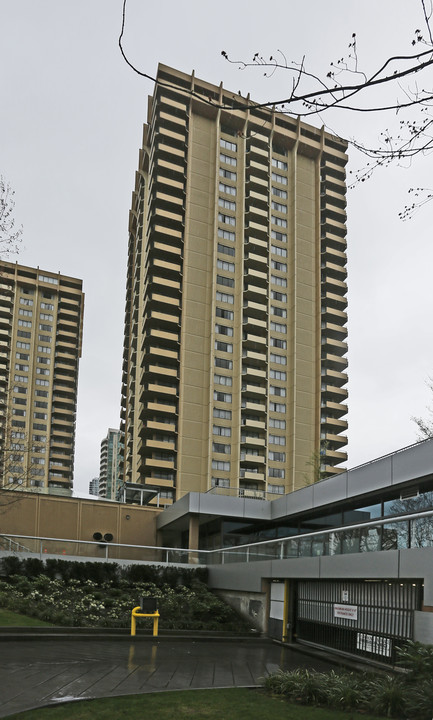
[0,556,250,631]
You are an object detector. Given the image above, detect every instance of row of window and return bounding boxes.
[211,459,286,477]
[19,298,54,310]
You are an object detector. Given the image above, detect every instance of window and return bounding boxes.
[271,337,287,349]
[220,138,237,152]
[218,212,236,226]
[215,357,232,369]
[13,386,27,394]
[40,302,54,310]
[272,158,288,170]
[33,435,47,442]
[218,228,235,242]
[34,412,47,419]
[271,230,287,242]
[213,442,231,454]
[11,431,25,439]
[13,408,26,416]
[272,216,287,228]
[272,306,287,318]
[15,363,29,372]
[220,152,237,166]
[16,341,30,350]
[33,422,47,430]
[270,353,286,365]
[18,319,31,328]
[37,357,51,365]
[269,484,285,494]
[217,243,235,257]
[214,374,232,386]
[35,390,48,397]
[14,375,28,383]
[10,443,25,451]
[38,276,58,285]
[270,385,286,396]
[217,259,235,273]
[270,402,286,413]
[270,369,286,381]
[13,397,27,405]
[40,313,53,321]
[219,197,236,211]
[15,352,29,360]
[213,425,232,437]
[271,171,288,185]
[216,307,234,320]
[219,168,237,181]
[272,201,287,213]
[19,308,32,317]
[20,298,33,306]
[11,420,25,428]
[36,379,49,386]
[271,290,287,302]
[213,407,232,420]
[32,457,45,465]
[269,434,286,445]
[219,182,236,196]
[269,451,286,462]
[270,322,286,334]
[35,401,48,409]
[215,340,233,353]
[17,330,31,338]
[216,291,234,305]
[38,334,51,342]
[212,460,230,471]
[271,245,287,258]
[271,275,287,287]
[36,367,50,375]
[269,467,285,478]
[213,391,232,403]
[217,275,234,288]
[271,260,287,271]
[272,186,287,199]
[212,476,230,488]
[37,345,51,354]
[215,323,233,336]
[39,324,52,332]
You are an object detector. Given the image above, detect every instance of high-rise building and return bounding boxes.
[0,261,84,494]
[121,64,348,505]
[99,428,122,500]
[89,476,99,496]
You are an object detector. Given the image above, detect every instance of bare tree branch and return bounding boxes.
[0,177,23,259]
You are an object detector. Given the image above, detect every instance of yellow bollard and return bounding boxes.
[130,606,160,637]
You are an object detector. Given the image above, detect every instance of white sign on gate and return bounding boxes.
[333,603,358,620]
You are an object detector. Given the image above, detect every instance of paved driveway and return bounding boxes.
[0,637,333,718]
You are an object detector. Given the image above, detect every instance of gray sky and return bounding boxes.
[1,0,432,496]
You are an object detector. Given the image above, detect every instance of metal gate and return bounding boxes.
[295,580,422,664]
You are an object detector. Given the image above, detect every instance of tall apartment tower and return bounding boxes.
[121,64,348,505]
[99,428,122,500]
[0,261,84,494]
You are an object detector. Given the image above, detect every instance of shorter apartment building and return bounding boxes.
[0,261,84,494]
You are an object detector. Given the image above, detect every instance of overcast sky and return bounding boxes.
[1,0,432,496]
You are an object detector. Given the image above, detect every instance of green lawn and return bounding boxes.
[7,688,386,720]
[0,608,55,627]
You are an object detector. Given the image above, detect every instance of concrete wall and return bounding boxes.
[214,589,268,632]
[0,490,160,547]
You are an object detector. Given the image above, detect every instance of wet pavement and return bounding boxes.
[0,637,334,717]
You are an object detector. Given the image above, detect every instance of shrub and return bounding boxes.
[396,639,433,682]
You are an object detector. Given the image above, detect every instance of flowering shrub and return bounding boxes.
[0,558,248,631]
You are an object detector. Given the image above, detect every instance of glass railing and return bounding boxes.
[2,510,433,568]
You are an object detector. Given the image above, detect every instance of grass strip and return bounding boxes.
[7,688,386,720]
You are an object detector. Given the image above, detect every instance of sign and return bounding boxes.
[333,603,358,620]
[357,633,391,657]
